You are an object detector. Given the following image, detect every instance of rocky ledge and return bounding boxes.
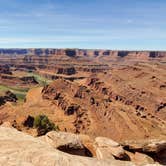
[0,125,165,166]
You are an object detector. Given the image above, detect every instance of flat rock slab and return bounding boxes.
[122,139,166,153]
[0,127,135,166]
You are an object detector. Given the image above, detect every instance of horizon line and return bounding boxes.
[0,48,166,52]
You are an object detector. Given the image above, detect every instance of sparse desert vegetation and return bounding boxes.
[0,49,166,165]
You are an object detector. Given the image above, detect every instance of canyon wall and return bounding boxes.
[0,48,165,73]
[0,48,166,57]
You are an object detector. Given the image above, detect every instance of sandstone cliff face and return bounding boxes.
[0,48,166,59]
[57,67,76,75]
[0,65,12,75]
[0,49,165,70]
[0,74,38,87]
[0,49,165,80]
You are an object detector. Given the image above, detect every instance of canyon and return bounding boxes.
[0,48,166,165]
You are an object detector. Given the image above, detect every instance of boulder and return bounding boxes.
[143,140,166,153]
[39,131,95,157]
[125,151,154,165]
[122,139,166,153]
[122,139,166,165]
[94,137,126,159]
[0,121,12,127]
[95,147,115,160]
[40,131,84,148]
[134,152,154,165]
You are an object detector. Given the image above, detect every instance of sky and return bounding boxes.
[0,0,166,50]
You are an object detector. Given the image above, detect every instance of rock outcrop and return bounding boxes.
[39,70,166,141]
[0,65,12,75]
[122,139,166,153]
[0,91,17,106]
[94,137,126,160]
[122,139,166,165]
[0,49,166,79]
[1,125,165,165]
[39,131,95,157]
[0,126,135,166]
[57,67,76,75]
[39,131,166,165]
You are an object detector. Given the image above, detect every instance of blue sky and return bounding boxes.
[0,0,166,50]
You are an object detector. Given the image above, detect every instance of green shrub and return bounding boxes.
[34,115,59,136]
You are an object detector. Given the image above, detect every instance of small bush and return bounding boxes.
[34,115,59,136]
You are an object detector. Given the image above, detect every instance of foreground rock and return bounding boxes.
[94,137,126,160]
[125,150,155,165]
[39,131,95,157]
[38,130,165,165]
[0,127,134,166]
[122,139,166,153]
[122,139,166,165]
